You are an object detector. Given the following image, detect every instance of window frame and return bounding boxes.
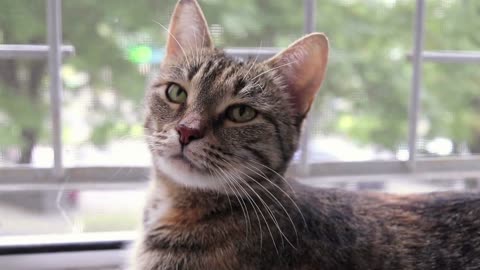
[0,232,132,270]
[0,0,480,267]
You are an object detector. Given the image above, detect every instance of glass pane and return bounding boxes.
[419,63,480,157]
[424,0,480,51]
[0,189,144,235]
[0,1,52,167]
[304,1,413,162]
[416,1,480,158]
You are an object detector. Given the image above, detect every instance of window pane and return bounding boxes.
[304,1,413,162]
[416,0,480,157]
[424,0,480,51]
[419,63,480,157]
[0,1,52,167]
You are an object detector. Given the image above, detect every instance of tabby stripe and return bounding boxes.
[233,78,247,95]
[245,137,262,145]
[245,145,271,169]
[201,59,223,92]
[200,59,215,78]
[187,63,201,80]
[263,114,289,164]
[204,59,222,79]
[221,64,238,82]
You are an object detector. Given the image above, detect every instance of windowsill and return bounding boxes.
[0,232,135,270]
[0,231,135,255]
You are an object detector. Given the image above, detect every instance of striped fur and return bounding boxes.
[133,1,480,269]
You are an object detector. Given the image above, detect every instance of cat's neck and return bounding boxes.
[147,169,233,212]
[145,169,296,229]
[142,170,239,230]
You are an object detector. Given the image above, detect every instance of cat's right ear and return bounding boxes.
[164,0,213,62]
[266,33,329,117]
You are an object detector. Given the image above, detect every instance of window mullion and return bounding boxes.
[47,0,64,179]
[407,0,426,171]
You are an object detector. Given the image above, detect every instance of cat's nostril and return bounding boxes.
[176,124,204,145]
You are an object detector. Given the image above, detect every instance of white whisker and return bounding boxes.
[222,159,292,251]
[248,159,296,193]
[152,20,191,67]
[213,164,251,240]
[220,164,265,249]
[235,164,297,249]
[223,164,279,254]
[230,153,307,228]
[251,60,297,81]
[243,40,263,81]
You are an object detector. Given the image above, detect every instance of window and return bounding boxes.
[1,0,479,268]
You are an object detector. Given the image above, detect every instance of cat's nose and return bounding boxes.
[176,123,204,145]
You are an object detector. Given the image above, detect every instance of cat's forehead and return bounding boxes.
[160,50,274,109]
[189,52,248,94]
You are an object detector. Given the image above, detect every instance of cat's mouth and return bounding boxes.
[156,150,222,190]
[170,153,204,172]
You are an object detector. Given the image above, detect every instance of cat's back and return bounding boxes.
[361,191,480,235]
[395,192,480,269]
[302,187,480,269]
[303,185,480,231]
[283,183,480,269]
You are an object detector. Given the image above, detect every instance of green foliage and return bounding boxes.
[0,1,46,43]
[315,0,480,152]
[90,120,143,146]
[1,0,479,162]
[0,87,47,147]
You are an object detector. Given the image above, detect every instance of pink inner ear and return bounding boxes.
[164,0,213,62]
[267,33,329,115]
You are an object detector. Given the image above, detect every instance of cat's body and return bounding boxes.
[136,175,480,270]
[133,1,480,269]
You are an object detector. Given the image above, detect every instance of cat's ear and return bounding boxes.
[165,0,213,61]
[266,33,329,116]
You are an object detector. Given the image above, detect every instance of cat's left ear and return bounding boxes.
[164,0,213,62]
[266,33,329,116]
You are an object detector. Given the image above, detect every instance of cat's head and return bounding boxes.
[145,0,328,191]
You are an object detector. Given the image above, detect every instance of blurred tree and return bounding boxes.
[0,1,47,163]
[0,0,479,165]
[314,0,480,155]
[0,0,159,163]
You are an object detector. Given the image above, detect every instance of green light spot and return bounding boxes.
[127,46,152,64]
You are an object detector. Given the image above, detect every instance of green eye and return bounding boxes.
[166,83,187,104]
[226,105,257,123]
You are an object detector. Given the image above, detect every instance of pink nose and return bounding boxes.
[176,124,204,145]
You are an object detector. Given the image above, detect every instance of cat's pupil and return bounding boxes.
[239,106,246,116]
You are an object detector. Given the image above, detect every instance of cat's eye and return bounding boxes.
[226,105,257,123]
[166,83,187,104]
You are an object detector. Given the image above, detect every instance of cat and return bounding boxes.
[132,0,480,269]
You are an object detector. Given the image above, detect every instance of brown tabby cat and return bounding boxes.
[133,0,480,269]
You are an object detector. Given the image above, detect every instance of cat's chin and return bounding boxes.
[154,156,223,191]
[170,153,203,171]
